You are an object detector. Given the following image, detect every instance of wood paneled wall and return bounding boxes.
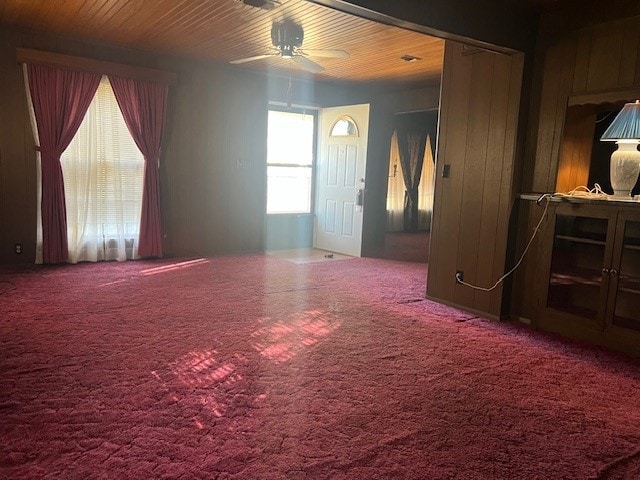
[513,12,640,322]
[0,30,37,265]
[524,15,640,194]
[427,41,523,318]
[555,105,596,193]
[0,25,439,264]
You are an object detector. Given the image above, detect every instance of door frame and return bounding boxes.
[314,103,370,257]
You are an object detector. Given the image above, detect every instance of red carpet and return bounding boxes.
[1,255,640,479]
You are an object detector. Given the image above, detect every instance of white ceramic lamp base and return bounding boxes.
[610,141,640,198]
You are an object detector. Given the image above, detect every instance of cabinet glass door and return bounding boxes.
[546,214,609,322]
[612,219,640,331]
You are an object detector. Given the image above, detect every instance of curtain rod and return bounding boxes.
[16,48,177,86]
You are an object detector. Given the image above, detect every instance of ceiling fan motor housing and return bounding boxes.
[271,21,304,57]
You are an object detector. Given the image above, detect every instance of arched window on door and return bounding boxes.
[330,115,359,137]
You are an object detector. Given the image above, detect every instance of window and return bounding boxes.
[330,116,358,137]
[266,109,316,214]
[61,77,144,263]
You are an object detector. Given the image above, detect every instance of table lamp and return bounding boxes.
[601,100,640,198]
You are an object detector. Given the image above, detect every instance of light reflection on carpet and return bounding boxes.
[141,258,209,276]
[152,350,250,427]
[251,310,342,363]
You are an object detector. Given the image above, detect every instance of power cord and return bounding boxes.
[454,184,608,292]
[553,183,609,200]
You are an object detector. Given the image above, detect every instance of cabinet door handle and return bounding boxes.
[610,269,618,276]
[602,268,610,275]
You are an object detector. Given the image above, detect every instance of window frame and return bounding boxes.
[266,105,318,215]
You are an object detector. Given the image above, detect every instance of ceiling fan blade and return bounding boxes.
[293,55,324,73]
[229,53,278,65]
[298,49,350,59]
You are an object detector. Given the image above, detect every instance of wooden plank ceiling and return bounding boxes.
[0,0,445,86]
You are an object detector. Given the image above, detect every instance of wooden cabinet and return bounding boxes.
[536,201,640,354]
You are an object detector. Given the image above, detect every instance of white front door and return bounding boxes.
[314,104,370,257]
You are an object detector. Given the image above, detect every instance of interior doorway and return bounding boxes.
[379,109,438,263]
[264,103,371,257]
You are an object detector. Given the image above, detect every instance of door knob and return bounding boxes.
[610,269,618,276]
[602,268,610,275]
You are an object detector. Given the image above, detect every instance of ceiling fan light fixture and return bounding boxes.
[401,54,421,62]
[281,44,295,58]
[271,21,304,51]
[229,20,348,74]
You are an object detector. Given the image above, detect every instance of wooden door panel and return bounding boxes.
[427,41,524,318]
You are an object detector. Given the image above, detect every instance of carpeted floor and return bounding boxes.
[266,248,354,264]
[1,255,640,479]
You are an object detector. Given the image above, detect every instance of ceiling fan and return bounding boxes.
[229,20,350,73]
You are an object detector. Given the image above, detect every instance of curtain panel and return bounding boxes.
[418,135,435,230]
[26,64,101,263]
[393,111,439,232]
[109,76,168,258]
[387,132,435,232]
[396,124,428,232]
[386,131,405,232]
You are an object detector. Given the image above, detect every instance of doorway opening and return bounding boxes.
[380,110,438,263]
[265,102,371,258]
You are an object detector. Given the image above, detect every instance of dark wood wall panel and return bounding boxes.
[428,41,523,318]
[453,52,495,309]
[530,36,579,193]
[510,199,549,322]
[490,53,524,315]
[428,41,472,307]
[529,42,564,193]
[484,52,523,315]
[585,24,626,92]
[527,16,640,194]
[0,30,33,264]
[572,29,592,94]
[555,105,596,193]
[618,23,639,87]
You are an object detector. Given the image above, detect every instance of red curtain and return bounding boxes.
[27,64,101,264]
[109,76,168,258]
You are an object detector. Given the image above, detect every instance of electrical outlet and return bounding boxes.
[455,270,464,283]
[442,164,451,178]
[15,244,22,254]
